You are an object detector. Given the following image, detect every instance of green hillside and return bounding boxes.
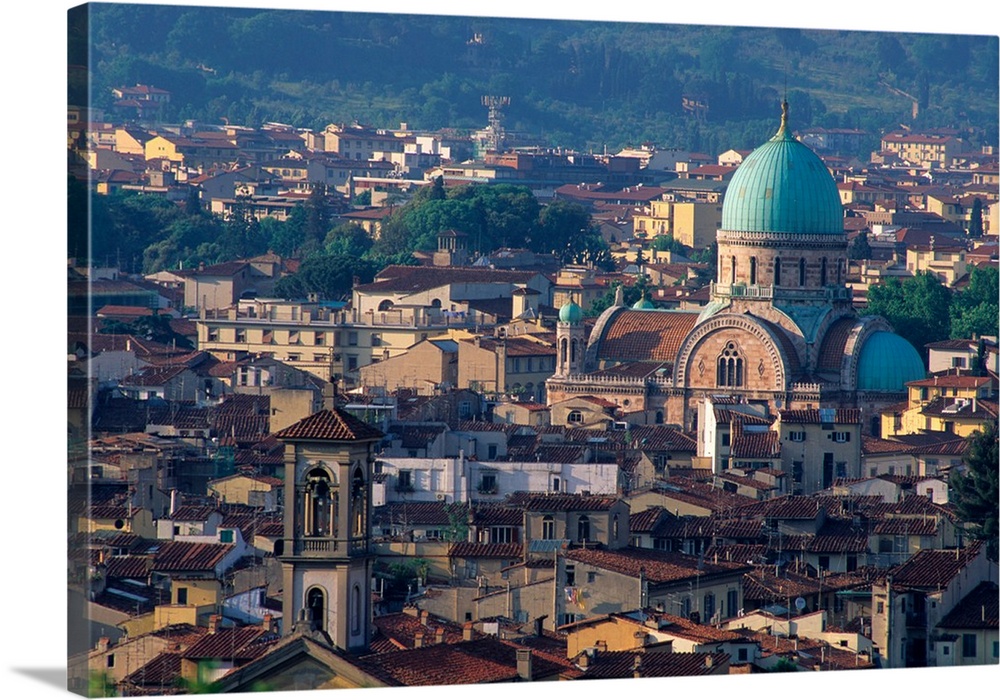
[77,4,998,157]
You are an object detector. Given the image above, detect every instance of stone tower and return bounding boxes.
[274,408,384,652]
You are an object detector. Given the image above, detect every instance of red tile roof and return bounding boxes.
[580,650,729,679]
[273,408,384,442]
[448,542,523,559]
[182,626,272,660]
[595,309,701,363]
[888,543,983,589]
[778,408,862,424]
[937,581,999,629]
[152,541,233,573]
[524,494,620,512]
[730,430,781,459]
[360,638,571,684]
[565,546,750,584]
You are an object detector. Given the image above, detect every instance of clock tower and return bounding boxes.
[273,408,383,652]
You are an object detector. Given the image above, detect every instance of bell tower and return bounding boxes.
[555,301,587,377]
[274,408,384,652]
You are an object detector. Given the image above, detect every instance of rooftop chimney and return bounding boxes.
[578,651,590,671]
[96,637,110,654]
[208,614,221,634]
[516,648,533,681]
[420,609,430,626]
[435,627,445,644]
[414,630,425,648]
[705,654,714,668]
[262,613,274,633]
[632,654,643,678]
[462,621,474,641]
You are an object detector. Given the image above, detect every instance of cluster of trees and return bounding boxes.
[76,174,612,301]
[864,267,999,357]
[372,179,612,268]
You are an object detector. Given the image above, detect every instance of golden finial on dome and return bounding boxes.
[780,99,789,132]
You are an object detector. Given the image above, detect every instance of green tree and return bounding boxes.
[865,273,952,353]
[968,198,984,238]
[273,254,379,300]
[950,420,999,561]
[651,235,686,256]
[304,182,334,247]
[324,222,373,259]
[535,200,611,267]
[950,267,999,339]
[848,231,872,260]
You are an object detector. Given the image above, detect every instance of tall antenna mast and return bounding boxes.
[481,95,510,153]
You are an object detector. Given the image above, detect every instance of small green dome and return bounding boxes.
[721,102,843,235]
[632,297,656,310]
[558,301,584,324]
[856,331,925,392]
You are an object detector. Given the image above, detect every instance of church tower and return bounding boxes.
[273,409,384,652]
[555,300,586,376]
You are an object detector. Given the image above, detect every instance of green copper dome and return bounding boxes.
[632,296,656,310]
[856,331,925,392]
[721,102,843,235]
[559,300,584,324]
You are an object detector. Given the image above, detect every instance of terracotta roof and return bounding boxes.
[168,505,219,522]
[356,265,540,294]
[630,507,668,534]
[121,652,183,688]
[907,375,994,388]
[730,430,781,459]
[595,309,701,363]
[703,544,768,566]
[273,408,384,442]
[565,546,750,584]
[523,494,620,512]
[152,541,233,573]
[937,582,999,629]
[888,543,983,589]
[734,495,821,521]
[182,626,273,660]
[105,556,153,579]
[359,637,572,684]
[373,501,452,528]
[372,611,472,649]
[448,542,522,559]
[580,650,729,679]
[470,505,523,527]
[778,408,862,425]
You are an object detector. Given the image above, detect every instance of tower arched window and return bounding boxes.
[559,337,568,369]
[716,342,745,387]
[351,584,362,635]
[306,587,326,630]
[774,257,782,286]
[577,515,591,543]
[612,514,620,541]
[731,256,737,284]
[799,258,806,286]
[820,257,828,286]
[571,338,578,364]
[749,257,757,285]
[837,258,843,284]
[351,466,366,538]
[304,468,336,537]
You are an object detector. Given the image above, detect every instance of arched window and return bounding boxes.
[716,342,745,387]
[730,256,737,284]
[655,410,664,425]
[542,515,555,540]
[577,515,591,543]
[306,587,326,630]
[351,584,362,635]
[570,338,578,364]
[820,257,828,286]
[377,299,394,312]
[567,410,583,424]
[351,466,366,538]
[559,337,568,369]
[749,257,757,285]
[305,468,335,537]
[837,258,843,284]
[799,258,806,286]
[774,257,782,286]
[612,514,620,541]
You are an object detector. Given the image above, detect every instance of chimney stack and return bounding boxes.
[96,637,110,653]
[208,614,221,634]
[516,649,533,681]
[462,622,474,641]
[632,654,643,678]
[578,651,590,670]
[262,613,273,633]
[435,627,445,644]
[705,654,714,668]
[420,609,430,626]
[414,631,425,648]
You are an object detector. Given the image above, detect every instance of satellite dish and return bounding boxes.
[795,597,807,611]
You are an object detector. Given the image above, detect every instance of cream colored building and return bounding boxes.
[905,238,968,287]
[881,374,997,438]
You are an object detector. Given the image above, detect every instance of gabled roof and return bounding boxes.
[937,581,999,629]
[579,650,729,679]
[273,408,384,442]
[887,543,983,589]
[151,541,233,573]
[565,546,750,584]
[594,309,701,363]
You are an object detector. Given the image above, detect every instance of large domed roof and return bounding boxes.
[856,331,925,392]
[721,102,843,235]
